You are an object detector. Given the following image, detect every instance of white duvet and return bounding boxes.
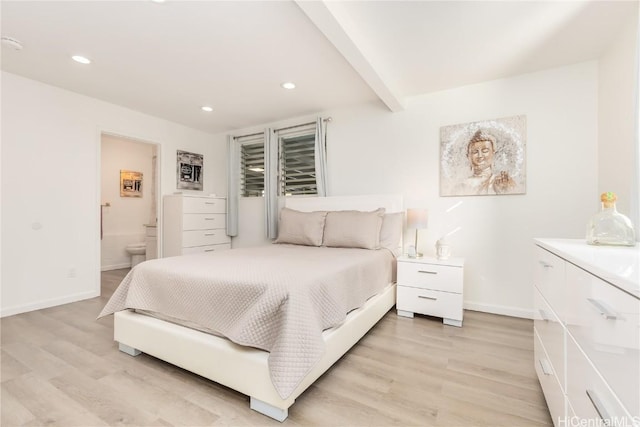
[99,244,394,399]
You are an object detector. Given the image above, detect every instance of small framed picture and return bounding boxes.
[120,170,143,197]
[177,150,203,191]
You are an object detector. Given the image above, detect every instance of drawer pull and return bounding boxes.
[204,249,215,252]
[418,270,437,275]
[204,233,216,236]
[587,298,617,320]
[204,217,215,220]
[538,358,552,376]
[205,202,216,205]
[538,260,553,268]
[586,389,612,423]
[418,295,437,301]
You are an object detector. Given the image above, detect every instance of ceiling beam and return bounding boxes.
[296,0,405,112]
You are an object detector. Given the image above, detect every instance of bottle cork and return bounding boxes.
[601,192,617,208]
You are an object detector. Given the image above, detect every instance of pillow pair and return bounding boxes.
[275,207,402,251]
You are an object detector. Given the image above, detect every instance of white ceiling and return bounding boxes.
[1,1,636,134]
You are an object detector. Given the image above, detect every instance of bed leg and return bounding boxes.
[118,342,141,356]
[250,397,288,422]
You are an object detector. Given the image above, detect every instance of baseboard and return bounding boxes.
[464,300,534,319]
[0,290,100,318]
[101,262,131,271]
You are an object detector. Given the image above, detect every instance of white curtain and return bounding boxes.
[315,117,328,197]
[226,135,240,237]
[264,128,279,239]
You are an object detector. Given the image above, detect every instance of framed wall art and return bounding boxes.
[176,150,203,191]
[120,170,143,197]
[440,115,526,196]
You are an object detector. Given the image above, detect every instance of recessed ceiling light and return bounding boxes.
[151,0,166,3]
[1,36,23,51]
[281,82,296,90]
[72,55,91,64]
[201,106,213,112]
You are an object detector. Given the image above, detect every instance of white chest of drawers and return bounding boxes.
[533,238,639,427]
[396,256,464,327]
[163,195,231,257]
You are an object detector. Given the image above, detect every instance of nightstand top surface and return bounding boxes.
[397,255,464,268]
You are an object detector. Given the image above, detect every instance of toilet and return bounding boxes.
[126,243,146,268]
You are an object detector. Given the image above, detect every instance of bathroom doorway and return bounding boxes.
[100,133,160,271]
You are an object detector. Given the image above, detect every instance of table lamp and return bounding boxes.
[407,208,428,258]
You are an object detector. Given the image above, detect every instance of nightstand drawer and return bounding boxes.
[396,286,463,321]
[397,261,463,293]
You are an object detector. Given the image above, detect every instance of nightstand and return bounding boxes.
[396,255,464,327]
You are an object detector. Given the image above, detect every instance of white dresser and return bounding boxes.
[533,238,639,427]
[396,256,464,327]
[163,195,231,257]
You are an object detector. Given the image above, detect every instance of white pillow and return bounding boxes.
[274,208,327,246]
[322,208,385,249]
[380,212,403,255]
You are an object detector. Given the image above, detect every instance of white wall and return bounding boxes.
[337,62,598,317]
[1,71,226,317]
[227,61,599,318]
[598,9,638,218]
[100,135,155,270]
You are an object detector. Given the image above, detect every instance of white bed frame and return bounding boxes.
[113,195,403,421]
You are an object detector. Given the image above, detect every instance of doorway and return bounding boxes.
[100,132,160,271]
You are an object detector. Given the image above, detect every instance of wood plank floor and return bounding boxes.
[1,268,552,426]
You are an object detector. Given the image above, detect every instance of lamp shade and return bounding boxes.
[407,208,428,229]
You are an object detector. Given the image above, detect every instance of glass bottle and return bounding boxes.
[586,192,636,246]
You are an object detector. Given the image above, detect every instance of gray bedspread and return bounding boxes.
[99,244,393,399]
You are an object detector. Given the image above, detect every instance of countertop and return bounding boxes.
[534,238,639,299]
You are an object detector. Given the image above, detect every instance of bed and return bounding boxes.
[99,195,403,421]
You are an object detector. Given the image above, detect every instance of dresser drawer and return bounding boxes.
[182,197,225,214]
[566,335,634,426]
[534,245,566,322]
[534,287,565,392]
[565,262,640,416]
[182,243,231,255]
[182,213,225,230]
[182,229,231,248]
[534,329,566,426]
[397,261,463,293]
[396,286,463,321]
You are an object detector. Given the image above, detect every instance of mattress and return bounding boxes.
[99,244,394,398]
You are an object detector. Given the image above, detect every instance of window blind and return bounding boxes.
[280,133,317,196]
[239,134,265,197]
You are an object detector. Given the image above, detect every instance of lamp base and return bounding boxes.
[409,229,424,260]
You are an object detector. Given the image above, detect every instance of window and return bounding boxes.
[237,123,319,198]
[239,135,265,197]
[279,132,316,196]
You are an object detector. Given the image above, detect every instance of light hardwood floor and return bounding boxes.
[1,269,552,426]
